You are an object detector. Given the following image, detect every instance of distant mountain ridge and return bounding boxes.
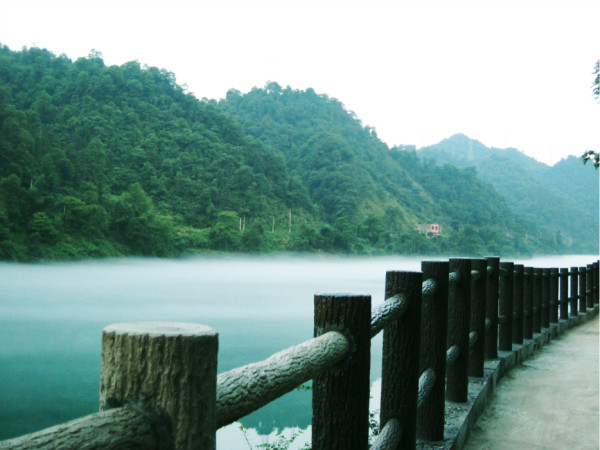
[418,134,599,253]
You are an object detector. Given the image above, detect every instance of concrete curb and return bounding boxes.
[416,304,600,449]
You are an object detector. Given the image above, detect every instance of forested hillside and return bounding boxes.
[219,84,543,256]
[418,134,599,253]
[0,45,570,260]
[0,46,310,259]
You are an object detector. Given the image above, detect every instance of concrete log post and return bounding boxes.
[512,264,524,344]
[579,266,587,313]
[533,268,542,333]
[312,294,371,450]
[485,257,500,359]
[523,267,533,339]
[593,261,600,305]
[417,261,449,442]
[549,268,559,324]
[592,261,600,305]
[100,322,218,450]
[570,267,579,316]
[380,271,422,450]
[446,258,471,403]
[541,268,550,328]
[469,258,487,377]
[498,262,514,351]
[586,265,594,308]
[559,268,569,320]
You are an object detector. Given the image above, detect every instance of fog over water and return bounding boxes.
[0,254,596,446]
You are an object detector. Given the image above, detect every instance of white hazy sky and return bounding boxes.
[1,0,598,165]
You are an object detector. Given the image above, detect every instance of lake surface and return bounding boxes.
[0,254,596,447]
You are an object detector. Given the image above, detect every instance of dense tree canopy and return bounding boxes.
[219,84,555,256]
[0,45,583,260]
[0,45,306,259]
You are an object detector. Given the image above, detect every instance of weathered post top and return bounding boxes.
[102,321,218,337]
[101,321,218,450]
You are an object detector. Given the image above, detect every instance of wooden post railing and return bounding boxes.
[513,264,524,345]
[533,268,542,333]
[101,322,218,449]
[446,258,471,403]
[559,267,569,320]
[541,268,550,328]
[379,271,422,449]
[592,261,600,305]
[312,294,372,450]
[498,262,514,351]
[468,258,487,377]
[485,257,500,359]
[416,261,449,442]
[2,257,598,450]
[523,267,534,339]
[579,266,587,314]
[586,264,594,309]
[570,267,579,317]
[5,322,219,450]
[550,268,559,324]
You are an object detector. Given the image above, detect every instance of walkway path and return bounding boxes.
[464,317,599,449]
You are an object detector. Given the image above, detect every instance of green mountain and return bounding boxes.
[219,83,546,255]
[0,45,308,259]
[418,134,598,253]
[0,45,573,260]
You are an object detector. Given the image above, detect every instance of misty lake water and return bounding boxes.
[0,254,596,448]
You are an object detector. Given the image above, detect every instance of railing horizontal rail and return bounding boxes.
[370,294,408,338]
[370,418,402,450]
[216,330,350,429]
[1,406,160,449]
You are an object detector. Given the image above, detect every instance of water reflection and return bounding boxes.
[218,378,382,449]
